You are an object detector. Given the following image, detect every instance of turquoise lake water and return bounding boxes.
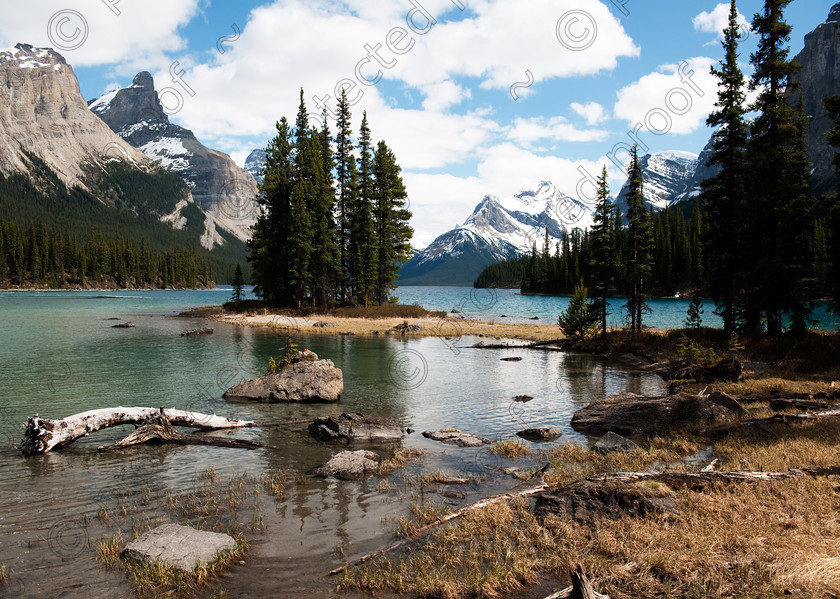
[0,285,830,597]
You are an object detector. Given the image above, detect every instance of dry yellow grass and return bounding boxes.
[712,376,834,396]
[488,439,531,459]
[218,313,565,342]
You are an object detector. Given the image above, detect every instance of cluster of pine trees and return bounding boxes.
[481,0,840,336]
[249,90,413,308]
[0,217,211,289]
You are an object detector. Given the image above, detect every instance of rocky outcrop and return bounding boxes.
[0,44,149,188]
[667,357,743,384]
[121,524,237,572]
[223,359,343,403]
[516,428,562,442]
[790,4,840,196]
[592,431,640,454]
[570,392,743,437]
[315,450,381,480]
[309,413,403,444]
[422,430,494,447]
[534,480,680,524]
[89,72,259,244]
[244,149,266,185]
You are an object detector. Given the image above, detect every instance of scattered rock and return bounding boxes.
[593,431,641,454]
[405,428,415,435]
[707,391,750,417]
[513,395,534,403]
[392,321,423,334]
[500,314,508,318]
[309,412,403,444]
[112,322,135,328]
[571,392,742,436]
[430,476,470,485]
[104,317,121,321]
[516,428,562,442]
[530,317,540,320]
[422,429,494,447]
[312,321,339,328]
[441,490,466,500]
[121,524,237,572]
[181,328,213,337]
[534,480,681,524]
[501,357,523,362]
[223,359,343,403]
[315,450,381,480]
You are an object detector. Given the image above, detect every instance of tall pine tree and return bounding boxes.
[624,146,653,334]
[824,94,840,319]
[589,166,614,338]
[335,89,355,303]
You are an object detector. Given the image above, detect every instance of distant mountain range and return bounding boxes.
[401,4,840,287]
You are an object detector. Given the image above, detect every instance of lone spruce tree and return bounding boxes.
[624,146,653,334]
[350,112,377,306]
[703,0,750,333]
[825,94,840,319]
[589,166,614,338]
[231,263,245,304]
[746,0,815,335]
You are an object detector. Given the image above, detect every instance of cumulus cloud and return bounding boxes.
[693,3,750,39]
[613,56,718,137]
[0,0,199,73]
[571,101,609,126]
[506,116,609,148]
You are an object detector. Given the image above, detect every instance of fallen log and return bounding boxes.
[20,406,260,455]
[99,411,262,452]
[704,407,840,437]
[544,564,610,599]
[585,467,840,489]
[329,481,549,576]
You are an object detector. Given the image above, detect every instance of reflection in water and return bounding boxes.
[0,292,666,597]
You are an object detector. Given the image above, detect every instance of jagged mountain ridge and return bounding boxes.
[244,149,266,185]
[616,150,699,213]
[0,44,149,189]
[89,73,259,245]
[399,181,594,286]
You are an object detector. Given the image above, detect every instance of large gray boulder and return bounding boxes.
[121,524,236,572]
[315,450,381,480]
[309,413,403,444]
[516,428,562,442]
[223,359,343,403]
[571,392,742,437]
[422,430,494,447]
[593,431,640,454]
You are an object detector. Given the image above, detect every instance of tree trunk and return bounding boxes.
[544,564,610,599]
[20,407,259,455]
[585,467,839,489]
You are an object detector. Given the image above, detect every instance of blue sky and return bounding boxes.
[0,0,831,246]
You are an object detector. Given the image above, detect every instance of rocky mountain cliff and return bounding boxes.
[790,3,840,196]
[615,150,698,213]
[399,181,594,286]
[0,44,148,189]
[89,73,259,243]
[244,149,266,185]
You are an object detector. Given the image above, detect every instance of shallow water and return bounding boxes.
[0,289,666,597]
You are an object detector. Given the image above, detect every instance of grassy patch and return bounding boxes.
[0,564,7,585]
[379,448,426,475]
[488,439,531,459]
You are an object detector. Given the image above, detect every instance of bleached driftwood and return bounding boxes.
[329,482,550,576]
[544,564,610,599]
[20,407,259,455]
[586,467,840,489]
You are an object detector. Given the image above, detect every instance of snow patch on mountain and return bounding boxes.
[139,137,192,171]
[617,150,699,213]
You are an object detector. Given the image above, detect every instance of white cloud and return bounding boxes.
[570,101,609,126]
[506,116,609,148]
[613,56,718,137]
[421,80,471,112]
[693,3,750,39]
[0,0,199,73]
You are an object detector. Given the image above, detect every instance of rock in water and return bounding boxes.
[571,392,741,436]
[223,359,343,403]
[315,450,382,480]
[593,431,640,454]
[309,413,403,444]
[121,524,236,572]
[516,428,562,442]
[422,430,494,447]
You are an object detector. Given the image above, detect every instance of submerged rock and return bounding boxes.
[121,524,237,572]
[571,392,741,437]
[534,480,681,524]
[315,450,381,480]
[593,431,641,454]
[422,429,494,447]
[181,327,213,337]
[223,359,343,403]
[516,428,562,442]
[309,412,403,444]
[501,357,523,362]
[112,322,135,328]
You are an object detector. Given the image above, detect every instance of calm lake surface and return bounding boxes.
[0,287,714,597]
